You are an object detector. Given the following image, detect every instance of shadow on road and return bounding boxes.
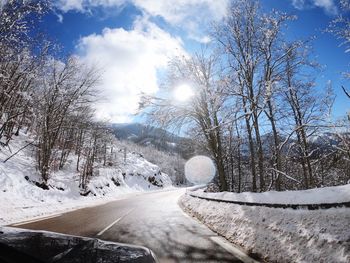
[99,191,241,262]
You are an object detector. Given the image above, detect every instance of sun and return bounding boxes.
[174,84,194,102]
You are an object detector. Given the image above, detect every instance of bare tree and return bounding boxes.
[0,0,49,52]
[0,0,49,146]
[281,43,334,189]
[35,56,99,182]
[214,0,334,191]
[215,0,280,191]
[141,51,230,191]
[329,0,350,80]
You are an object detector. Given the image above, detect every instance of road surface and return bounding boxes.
[13,189,256,263]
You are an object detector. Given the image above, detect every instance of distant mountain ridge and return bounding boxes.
[111,123,194,158]
[247,132,348,158]
[111,123,348,160]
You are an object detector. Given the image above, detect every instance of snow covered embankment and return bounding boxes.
[0,132,172,226]
[179,186,350,263]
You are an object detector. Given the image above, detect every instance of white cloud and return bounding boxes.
[313,0,338,14]
[291,0,338,15]
[56,0,84,12]
[188,34,212,44]
[134,0,229,42]
[56,0,228,22]
[55,0,229,43]
[77,18,185,122]
[132,0,228,25]
[56,13,64,23]
[56,0,126,12]
[292,0,305,10]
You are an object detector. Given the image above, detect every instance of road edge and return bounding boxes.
[177,194,261,263]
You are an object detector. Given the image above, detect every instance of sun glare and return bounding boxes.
[174,84,194,102]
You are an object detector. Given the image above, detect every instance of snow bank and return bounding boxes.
[120,151,172,190]
[180,191,350,263]
[192,184,350,204]
[0,132,172,226]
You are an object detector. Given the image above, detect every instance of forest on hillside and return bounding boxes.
[0,0,186,191]
[1,0,350,193]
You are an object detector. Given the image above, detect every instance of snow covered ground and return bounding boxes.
[180,187,350,263]
[0,132,172,226]
[190,184,350,204]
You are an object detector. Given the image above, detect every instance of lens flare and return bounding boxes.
[185,155,216,184]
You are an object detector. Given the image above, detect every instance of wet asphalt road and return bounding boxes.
[14,189,247,263]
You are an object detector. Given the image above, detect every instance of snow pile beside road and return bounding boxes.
[120,150,172,190]
[0,132,172,226]
[87,161,172,196]
[180,188,350,263]
[191,184,350,204]
[85,150,172,196]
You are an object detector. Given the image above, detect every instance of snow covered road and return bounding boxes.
[11,188,256,263]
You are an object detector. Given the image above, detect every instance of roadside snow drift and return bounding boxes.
[0,132,172,226]
[191,184,350,205]
[180,187,350,263]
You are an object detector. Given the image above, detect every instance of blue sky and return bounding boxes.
[44,0,350,123]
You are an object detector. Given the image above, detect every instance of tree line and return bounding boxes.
[142,0,350,192]
[0,0,118,191]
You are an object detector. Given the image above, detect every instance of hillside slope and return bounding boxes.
[0,132,172,226]
[111,123,195,158]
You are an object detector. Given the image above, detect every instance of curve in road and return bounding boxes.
[13,189,257,263]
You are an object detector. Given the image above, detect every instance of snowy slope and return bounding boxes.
[0,132,172,226]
